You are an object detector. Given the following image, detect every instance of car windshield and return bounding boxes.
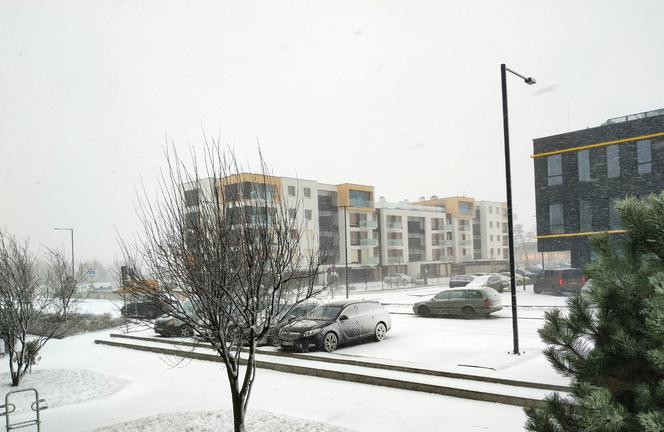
[309,305,343,320]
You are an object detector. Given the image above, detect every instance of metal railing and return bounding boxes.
[386,222,402,230]
[603,108,664,125]
[387,239,403,246]
[1,388,48,432]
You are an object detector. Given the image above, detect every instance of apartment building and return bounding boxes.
[472,200,508,260]
[416,196,475,261]
[181,174,380,280]
[376,198,455,278]
[534,108,664,268]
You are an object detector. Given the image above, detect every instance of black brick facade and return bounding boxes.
[533,114,664,268]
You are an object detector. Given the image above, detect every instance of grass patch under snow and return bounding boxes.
[91,410,354,432]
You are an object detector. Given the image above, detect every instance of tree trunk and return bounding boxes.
[8,350,19,387]
[231,395,246,432]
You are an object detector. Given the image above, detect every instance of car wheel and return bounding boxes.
[533,285,542,294]
[374,322,387,341]
[323,332,338,352]
[462,307,476,319]
[180,325,193,337]
[271,337,280,347]
[418,306,431,317]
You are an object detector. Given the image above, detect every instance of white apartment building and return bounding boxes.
[472,200,508,260]
[376,197,475,278]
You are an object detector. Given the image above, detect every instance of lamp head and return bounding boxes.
[525,77,536,85]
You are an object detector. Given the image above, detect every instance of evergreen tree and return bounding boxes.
[526,193,664,432]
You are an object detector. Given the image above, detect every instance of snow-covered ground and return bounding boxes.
[4,329,530,432]
[0,369,127,414]
[76,299,123,317]
[92,410,352,432]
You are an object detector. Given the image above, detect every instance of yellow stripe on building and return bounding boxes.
[531,131,664,159]
[536,230,626,240]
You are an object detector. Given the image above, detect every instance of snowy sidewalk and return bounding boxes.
[95,332,563,408]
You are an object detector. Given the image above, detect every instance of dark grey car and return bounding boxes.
[278,300,392,352]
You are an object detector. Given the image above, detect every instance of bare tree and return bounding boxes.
[0,233,82,386]
[514,224,535,267]
[120,143,329,432]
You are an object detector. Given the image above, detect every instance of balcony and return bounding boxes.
[349,198,372,208]
[358,220,377,229]
[387,239,403,247]
[386,222,403,230]
[458,239,472,246]
[458,224,471,232]
[387,257,404,265]
[443,223,454,230]
[362,257,379,265]
[360,238,378,247]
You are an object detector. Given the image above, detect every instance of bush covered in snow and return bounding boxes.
[29,313,124,338]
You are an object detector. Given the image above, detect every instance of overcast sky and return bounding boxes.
[1,0,663,265]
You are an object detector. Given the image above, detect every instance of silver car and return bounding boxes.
[278,300,392,352]
[413,287,503,318]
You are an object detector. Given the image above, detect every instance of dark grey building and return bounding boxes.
[534,108,664,268]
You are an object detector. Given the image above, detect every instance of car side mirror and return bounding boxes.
[339,315,349,321]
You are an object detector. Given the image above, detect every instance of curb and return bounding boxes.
[95,338,547,409]
[107,333,570,393]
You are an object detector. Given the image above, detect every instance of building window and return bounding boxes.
[288,185,296,196]
[446,247,453,256]
[607,145,620,178]
[304,187,311,198]
[459,202,473,215]
[549,203,564,234]
[288,208,296,219]
[490,248,494,257]
[184,189,199,207]
[490,235,493,241]
[547,155,562,185]
[489,207,493,214]
[577,150,590,182]
[579,201,592,231]
[304,209,312,220]
[489,221,493,228]
[637,140,652,174]
[609,199,621,230]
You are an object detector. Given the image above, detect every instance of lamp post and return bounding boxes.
[500,63,536,355]
[53,227,75,282]
[341,205,350,299]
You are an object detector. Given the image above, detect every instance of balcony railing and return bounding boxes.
[362,257,379,265]
[349,198,372,208]
[458,224,471,231]
[387,257,404,264]
[458,239,472,246]
[386,222,403,230]
[358,220,377,229]
[360,238,378,247]
[387,239,403,247]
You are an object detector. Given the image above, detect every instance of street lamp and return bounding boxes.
[341,205,350,299]
[53,227,75,283]
[500,63,536,355]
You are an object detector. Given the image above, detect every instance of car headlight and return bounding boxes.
[303,329,320,337]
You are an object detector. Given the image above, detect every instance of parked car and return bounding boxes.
[449,274,475,287]
[516,268,536,279]
[154,300,197,337]
[278,300,391,352]
[533,268,587,295]
[499,271,531,285]
[413,287,503,318]
[524,266,543,276]
[383,273,412,286]
[120,300,161,320]
[261,301,320,346]
[467,274,507,292]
